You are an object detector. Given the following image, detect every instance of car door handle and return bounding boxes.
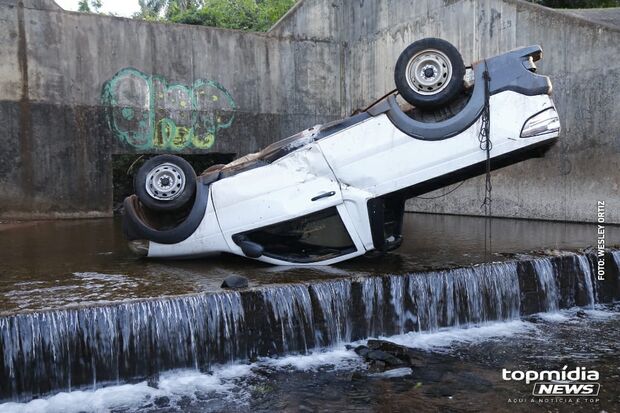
[311,191,336,201]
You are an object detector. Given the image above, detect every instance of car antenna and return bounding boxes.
[356,89,398,115]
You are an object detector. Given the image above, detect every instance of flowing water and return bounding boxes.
[532,258,560,312]
[0,215,619,412]
[2,305,619,413]
[0,214,617,314]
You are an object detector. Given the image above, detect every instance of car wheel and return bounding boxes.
[134,155,197,211]
[394,38,465,109]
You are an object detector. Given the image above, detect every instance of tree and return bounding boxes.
[78,0,103,13]
[134,0,296,31]
[135,0,170,19]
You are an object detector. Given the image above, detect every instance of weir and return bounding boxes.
[1,250,619,402]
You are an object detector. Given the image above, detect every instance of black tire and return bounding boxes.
[394,38,465,109]
[134,155,197,212]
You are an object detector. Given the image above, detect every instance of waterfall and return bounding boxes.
[262,284,314,353]
[389,275,408,334]
[576,255,596,307]
[310,280,352,346]
[404,262,520,332]
[0,292,245,400]
[360,277,384,337]
[1,252,618,402]
[614,250,620,273]
[532,258,560,312]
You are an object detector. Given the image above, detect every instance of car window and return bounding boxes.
[235,207,356,263]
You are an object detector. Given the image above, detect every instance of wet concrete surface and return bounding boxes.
[0,213,618,315]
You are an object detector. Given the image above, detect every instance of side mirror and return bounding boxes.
[236,239,264,258]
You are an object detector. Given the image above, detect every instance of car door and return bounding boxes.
[211,143,365,264]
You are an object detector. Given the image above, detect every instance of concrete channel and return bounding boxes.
[1,0,620,411]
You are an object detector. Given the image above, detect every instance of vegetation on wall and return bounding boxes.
[129,0,620,28]
[77,0,102,12]
[134,0,296,31]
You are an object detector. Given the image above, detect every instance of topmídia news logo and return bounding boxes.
[502,366,600,396]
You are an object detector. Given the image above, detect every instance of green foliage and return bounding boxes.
[529,0,620,7]
[78,0,90,12]
[135,0,296,31]
[135,0,168,19]
[78,0,103,13]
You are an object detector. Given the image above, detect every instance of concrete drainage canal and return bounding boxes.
[0,216,619,412]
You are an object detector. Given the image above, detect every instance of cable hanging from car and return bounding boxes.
[413,180,467,200]
[478,61,493,258]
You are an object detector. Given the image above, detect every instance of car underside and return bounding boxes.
[123,39,561,265]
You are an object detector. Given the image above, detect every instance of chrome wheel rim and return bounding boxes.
[145,162,186,201]
[405,49,453,96]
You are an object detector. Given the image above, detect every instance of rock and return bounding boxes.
[494,252,517,259]
[355,339,448,374]
[365,349,405,367]
[370,367,413,378]
[353,345,369,357]
[581,246,596,254]
[366,339,425,366]
[146,375,159,389]
[177,396,192,409]
[367,339,406,351]
[154,396,170,407]
[221,275,249,289]
[576,309,588,318]
[523,314,542,324]
[367,360,386,373]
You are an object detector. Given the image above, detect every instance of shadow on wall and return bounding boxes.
[101,68,238,151]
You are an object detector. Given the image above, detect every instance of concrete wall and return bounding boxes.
[0,0,343,218]
[273,0,620,224]
[1,0,618,222]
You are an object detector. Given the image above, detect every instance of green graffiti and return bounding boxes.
[121,107,134,120]
[101,68,237,150]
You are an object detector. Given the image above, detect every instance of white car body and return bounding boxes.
[124,45,560,265]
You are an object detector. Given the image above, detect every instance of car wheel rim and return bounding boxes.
[405,49,453,96]
[145,162,186,201]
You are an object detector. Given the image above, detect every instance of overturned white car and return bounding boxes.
[123,38,560,265]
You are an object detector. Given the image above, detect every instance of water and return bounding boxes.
[1,251,617,403]
[0,215,619,409]
[3,305,619,412]
[261,285,314,353]
[613,250,620,268]
[577,254,596,307]
[311,280,352,345]
[532,258,560,312]
[361,277,384,337]
[397,262,520,332]
[0,292,247,399]
[1,214,618,314]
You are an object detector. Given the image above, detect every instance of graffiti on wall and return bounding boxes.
[102,68,237,150]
